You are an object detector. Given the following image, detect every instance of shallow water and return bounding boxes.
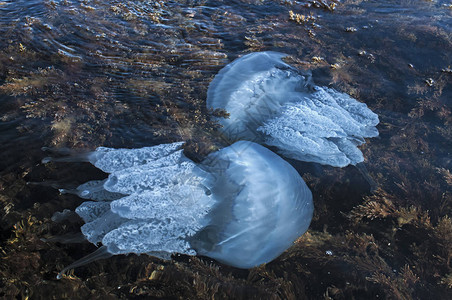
[0,0,451,299]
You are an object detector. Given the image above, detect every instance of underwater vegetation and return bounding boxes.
[0,0,451,299]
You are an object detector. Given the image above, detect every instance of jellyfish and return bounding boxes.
[50,141,313,277]
[206,51,380,169]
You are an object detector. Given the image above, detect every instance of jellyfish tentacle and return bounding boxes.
[41,232,86,244]
[355,162,378,193]
[57,246,112,279]
[41,147,93,164]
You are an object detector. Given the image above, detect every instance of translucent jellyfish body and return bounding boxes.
[59,141,313,273]
[207,51,380,168]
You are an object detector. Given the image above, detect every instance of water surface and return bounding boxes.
[0,0,451,299]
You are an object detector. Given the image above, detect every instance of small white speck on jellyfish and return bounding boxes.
[51,141,313,277]
[206,51,380,189]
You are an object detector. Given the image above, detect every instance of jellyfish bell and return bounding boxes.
[207,51,313,141]
[206,51,380,169]
[192,141,313,268]
[52,141,313,277]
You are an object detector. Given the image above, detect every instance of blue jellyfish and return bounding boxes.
[207,51,380,168]
[50,141,313,278]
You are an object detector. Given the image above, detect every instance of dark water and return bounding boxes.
[0,0,451,299]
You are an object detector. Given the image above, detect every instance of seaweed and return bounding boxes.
[0,0,451,299]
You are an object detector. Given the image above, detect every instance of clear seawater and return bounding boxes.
[0,0,451,299]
